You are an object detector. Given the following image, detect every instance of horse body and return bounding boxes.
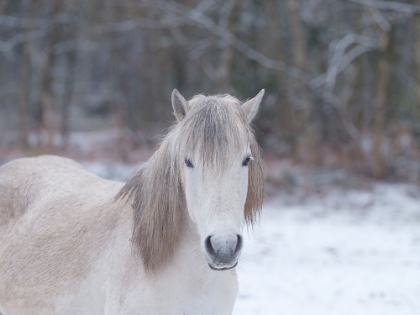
[0,156,237,314]
[0,90,264,314]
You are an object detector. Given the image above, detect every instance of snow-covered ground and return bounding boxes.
[234,184,420,315]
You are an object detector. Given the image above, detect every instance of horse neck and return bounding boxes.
[165,215,211,277]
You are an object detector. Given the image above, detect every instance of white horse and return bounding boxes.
[0,89,265,315]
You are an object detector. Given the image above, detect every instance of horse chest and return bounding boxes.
[121,267,239,315]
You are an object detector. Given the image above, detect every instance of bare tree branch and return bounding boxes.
[311,35,376,89]
[322,34,377,92]
[349,0,420,15]
[92,17,189,33]
[368,5,391,31]
[0,28,52,59]
[0,15,48,28]
[163,1,313,85]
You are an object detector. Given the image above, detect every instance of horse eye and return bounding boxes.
[242,156,253,167]
[185,158,194,169]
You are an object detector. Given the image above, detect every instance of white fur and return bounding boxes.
[183,147,250,268]
[0,156,238,314]
[53,212,238,315]
[0,91,264,315]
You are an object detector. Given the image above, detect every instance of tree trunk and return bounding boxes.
[372,32,389,179]
[60,50,77,148]
[17,0,38,150]
[18,42,30,149]
[286,0,309,162]
[415,12,420,120]
[38,0,62,149]
[216,0,241,92]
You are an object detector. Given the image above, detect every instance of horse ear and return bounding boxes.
[242,89,265,123]
[171,89,189,122]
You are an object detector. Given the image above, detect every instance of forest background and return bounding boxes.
[1,0,420,191]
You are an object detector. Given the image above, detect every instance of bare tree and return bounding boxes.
[1,0,420,181]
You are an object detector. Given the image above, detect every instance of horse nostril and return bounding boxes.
[205,234,243,259]
[205,235,216,256]
[235,234,243,253]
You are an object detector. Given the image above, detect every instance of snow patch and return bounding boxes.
[234,184,420,315]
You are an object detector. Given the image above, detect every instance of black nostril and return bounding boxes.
[235,235,243,253]
[205,235,216,256]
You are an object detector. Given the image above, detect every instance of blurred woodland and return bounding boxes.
[1,0,420,183]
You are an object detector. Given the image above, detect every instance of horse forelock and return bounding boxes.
[179,95,249,171]
[116,94,264,272]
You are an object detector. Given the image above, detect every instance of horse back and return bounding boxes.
[0,155,89,227]
[0,156,125,312]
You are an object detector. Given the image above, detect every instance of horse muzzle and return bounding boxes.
[204,234,242,271]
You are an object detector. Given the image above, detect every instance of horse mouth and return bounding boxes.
[208,262,238,271]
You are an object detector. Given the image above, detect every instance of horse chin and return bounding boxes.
[208,262,238,271]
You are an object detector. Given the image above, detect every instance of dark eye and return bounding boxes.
[185,158,194,168]
[242,156,253,167]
